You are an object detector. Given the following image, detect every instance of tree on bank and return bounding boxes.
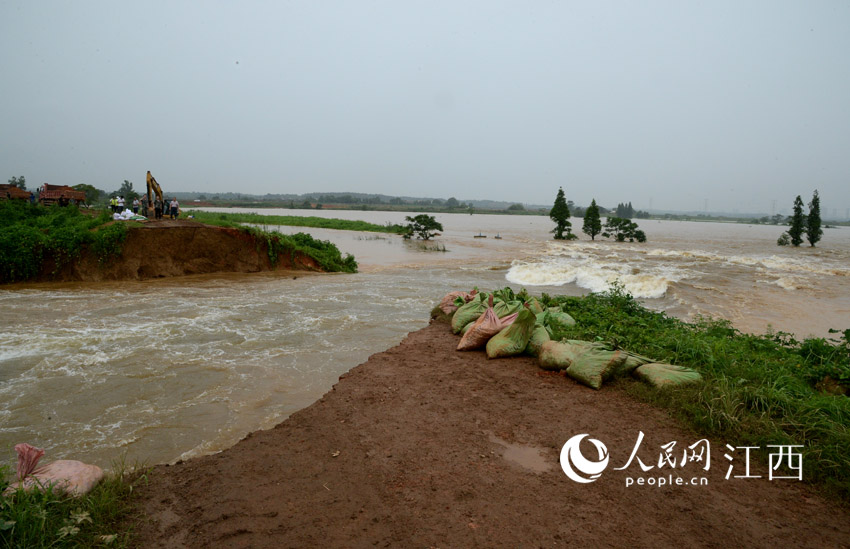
[115,180,139,201]
[550,187,574,240]
[7,176,26,190]
[788,195,805,247]
[72,184,103,206]
[806,190,822,247]
[615,202,634,219]
[582,199,602,240]
[404,214,443,240]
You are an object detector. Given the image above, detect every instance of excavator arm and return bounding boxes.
[146,171,163,204]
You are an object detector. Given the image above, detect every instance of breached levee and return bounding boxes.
[37,221,324,282]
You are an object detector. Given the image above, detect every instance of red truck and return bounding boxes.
[0,184,31,201]
[38,183,87,206]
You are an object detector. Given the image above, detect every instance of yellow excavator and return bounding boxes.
[144,171,165,218]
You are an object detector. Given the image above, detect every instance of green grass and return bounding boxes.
[246,227,358,273]
[0,202,127,282]
[186,210,406,234]
[183,211,363,273]
[0,459,148,548]
[440,285,850,501]
[529,285,850,501]
[405,240,448,252]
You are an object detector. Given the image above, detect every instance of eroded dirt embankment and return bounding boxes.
[40,220,323,282]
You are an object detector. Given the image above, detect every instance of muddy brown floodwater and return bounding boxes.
[1,210,848,471]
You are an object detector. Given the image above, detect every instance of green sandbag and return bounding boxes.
[633,363,703,387]
[612,352,654,378]
[537,340,606,372]
[566,347,628,390]
[493,300,523,319]
[451,295,489,334]
[525,298,545,315]
[525,325,551,357]
[486,309,536,359]
[544,310,576,340]
[535,311,548,326]
[536,310,555,338]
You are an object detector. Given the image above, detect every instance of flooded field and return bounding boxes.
[2,210,848,468]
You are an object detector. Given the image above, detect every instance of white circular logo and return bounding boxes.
[560,434,609,483]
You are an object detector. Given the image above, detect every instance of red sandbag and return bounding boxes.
[458,295,501,351]
[439,289,477,315]
[6,443,104,497]
[15,442,44,480]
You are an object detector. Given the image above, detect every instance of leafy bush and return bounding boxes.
[601,217,646,242]
[0,202,126,282]
[403,214,443,240]
[237,226,358,273]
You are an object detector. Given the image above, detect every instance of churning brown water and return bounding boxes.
[2,209,848,468]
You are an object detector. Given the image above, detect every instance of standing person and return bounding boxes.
[118,195,125,212]
[169,198,179,220]
[110,196,118,213]
[154,196,162,219]
[141,195,149,217]
[132,197,140,214]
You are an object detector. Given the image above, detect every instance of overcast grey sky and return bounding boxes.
[2,1,848,214]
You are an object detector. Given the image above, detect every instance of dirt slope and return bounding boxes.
[41,220,322,282]
[131,321,849,548]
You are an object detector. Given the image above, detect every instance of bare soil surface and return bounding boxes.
[39,220,322,282]
[132,321,850,548]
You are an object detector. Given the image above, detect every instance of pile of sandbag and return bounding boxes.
[113,209,146,221]
[449,288,572,360]
[439,288,703,391]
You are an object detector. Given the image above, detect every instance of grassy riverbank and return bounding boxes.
[186,210,406,234]
[534,286,850,501]
[182,211,359,273]
[0,460,146,548]
[248,227,358,273]
[0,202,128,283]
[0,202,359,281]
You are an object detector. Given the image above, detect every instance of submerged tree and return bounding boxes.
[582,199,602,240]
[404,214,443,240]
[806,190,822,247]
[602,217,646,242]
[788,195,805,247]
[550,187,573,240]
